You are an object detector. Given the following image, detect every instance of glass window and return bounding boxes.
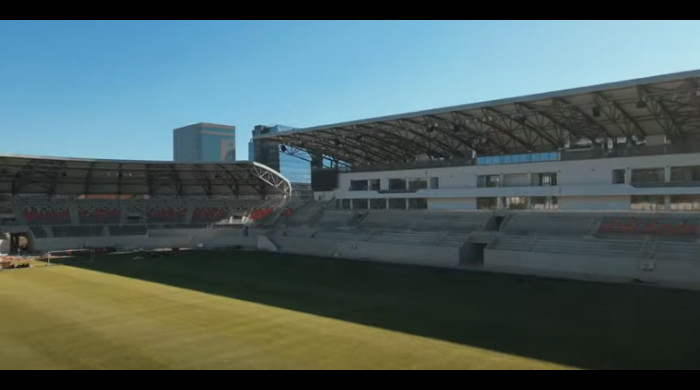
[430,177,439,189]
[408,179,428,190]
[388,179,406,191]
[670,195,700,211]
[505,196,528,210]
[630,195,665,210]
[477,197,498,210]
[350,180,369,191]
[612,169,625,184]
[476,151,560,166]
[531,196,558,210]
[538,173,557,186]
[631,168,664,184]
[352,199,368,210]
[408,198,428,209]
[369,198,386,209]
[388,198,406,209]
[670,166,700,182]
[478,175,501,187]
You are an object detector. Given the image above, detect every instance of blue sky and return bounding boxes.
[1,20,700,161]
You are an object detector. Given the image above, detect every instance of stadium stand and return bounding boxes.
[0,155,291,253]
[22,205,71,225]
[367,231,443,246]
[146,205,188,224]
[653,241,700,261]
[247,207,276,227]
[191,207,230,223]
[78,204,122,224]
[599,216,699,236]
[501,212,598,235]
[358,210,491,232]
[5,69,700,289]
[436,232,470,247]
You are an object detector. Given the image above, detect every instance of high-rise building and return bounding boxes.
[173,123,236,162]
[249,125,311,184]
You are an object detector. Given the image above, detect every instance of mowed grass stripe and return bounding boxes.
[60,251,700,370]
[0,265,569,370]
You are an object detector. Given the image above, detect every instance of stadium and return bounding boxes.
[0,157,291,255]
[2,69,700,369]
[254,69,700,288]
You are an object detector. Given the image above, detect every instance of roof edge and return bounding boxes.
[254,68,700,140]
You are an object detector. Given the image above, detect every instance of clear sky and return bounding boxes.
[1,20,700,161]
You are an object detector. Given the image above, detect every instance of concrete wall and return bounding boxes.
[199,235,256,249]
[484,248,700,287]
[275,237,460,267]
[559,196,630,211]
[317,210,358,226]
[32,229,257,252]
[427,198,476,210]
[459,243,484,265]
[256,235,278,251]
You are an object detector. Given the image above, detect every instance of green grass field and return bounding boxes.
[1,250,700,370]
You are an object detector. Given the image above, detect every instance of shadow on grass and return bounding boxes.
[50,250,700,369]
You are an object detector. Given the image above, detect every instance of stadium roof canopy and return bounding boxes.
[0,155,291,198]
[255,69,700,166]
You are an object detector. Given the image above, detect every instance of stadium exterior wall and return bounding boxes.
[558,196,630,210]
[427,198,476,210]
[330,152,700,211]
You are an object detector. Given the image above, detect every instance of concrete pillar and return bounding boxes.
[184,201,194,224]
[68,203,79,225]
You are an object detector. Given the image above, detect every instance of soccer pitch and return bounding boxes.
[1,251,699,370]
